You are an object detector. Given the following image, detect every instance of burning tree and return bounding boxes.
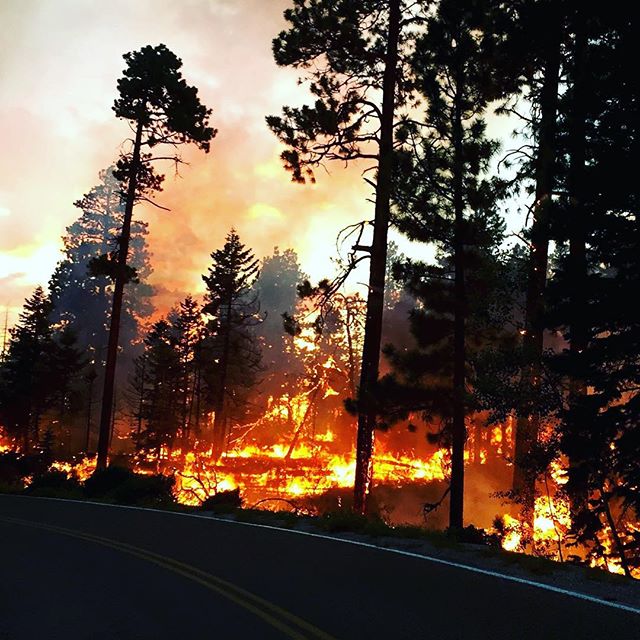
[202,230,262,458]
[96,44,216,470]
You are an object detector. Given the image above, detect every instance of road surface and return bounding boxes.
[0,495,637,639]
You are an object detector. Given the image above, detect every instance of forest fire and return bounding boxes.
[1,3,638,611]
[163,438,449,508]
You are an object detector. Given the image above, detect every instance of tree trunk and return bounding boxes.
[450,59,466,531]
[353,0,401,515]
[602,489,631,578]
[85,375,94,453]
[512,19,562,502]
[566,8,589,513]
[212,299,233,459]
[96,120,143,469]
[136,357,146,443]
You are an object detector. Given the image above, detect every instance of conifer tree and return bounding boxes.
[132,319,182,458]
[253,248,306,403]
[484,0,566,504]
[268,0,426,512]
[385,0,506,529]
[52,167,154,354]
[0,287,55,451]
[547,8,640,574]
[96,44,216,469]
[169,295,207,447]
[47,327,86,452]
[202,230,262,458]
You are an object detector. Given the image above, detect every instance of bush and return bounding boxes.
[201,488,243,513]
[0,452,45,486]
[83,465,175,506]
[84,465,134,498]
[319,509,390,536]
[111,473,175,506]
[25,470,82,498]
[447,524,498,546]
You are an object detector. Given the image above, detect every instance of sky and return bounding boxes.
[0,0,521,333]
[0,0,380,326]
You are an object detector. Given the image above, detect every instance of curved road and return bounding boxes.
[0,495,637,639]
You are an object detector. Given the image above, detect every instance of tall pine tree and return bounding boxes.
[96,44,215,469]
[202,230,262,458]
[268,0,427,512]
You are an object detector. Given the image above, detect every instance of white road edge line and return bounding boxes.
[6,494,639,615]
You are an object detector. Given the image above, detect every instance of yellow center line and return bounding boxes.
[0,516,338,640]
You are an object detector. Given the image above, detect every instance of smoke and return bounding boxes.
[0,0,374,322]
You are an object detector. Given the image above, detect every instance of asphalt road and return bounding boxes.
[0,495,638,640]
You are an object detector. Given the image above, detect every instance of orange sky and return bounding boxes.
[0,0,520,333]
[0,0,382,326]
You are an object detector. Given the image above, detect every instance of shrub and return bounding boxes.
[111,473,175,506]
[319,509,390,535]
[25,470,82,498]
[201,488,243,513]
[83,465,175,506]
[0,452,46,486]
[83,465,134,498]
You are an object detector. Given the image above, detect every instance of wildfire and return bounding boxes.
[50,456,96,482]
[164,437,450,508]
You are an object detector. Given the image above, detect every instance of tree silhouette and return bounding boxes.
[202,230,262,458]
[253,247,306,405]
[96,44,216,469]
[546,7,640,575]
[50,167,154,420]
[387,0,506,529]
[131,319,182,459]
[0,287,54,451]
[268,0,425,513]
